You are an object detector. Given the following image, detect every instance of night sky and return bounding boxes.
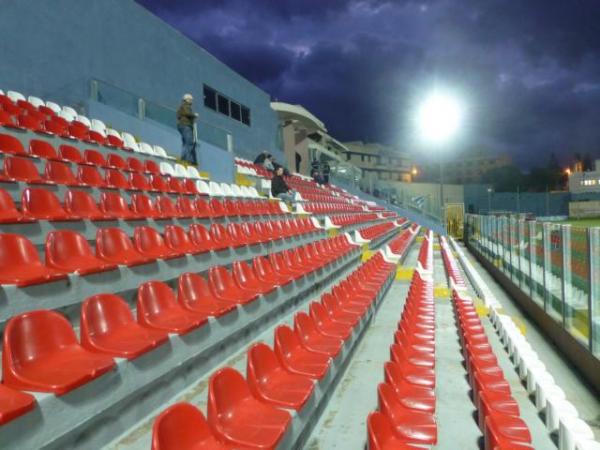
[136,0,600,168]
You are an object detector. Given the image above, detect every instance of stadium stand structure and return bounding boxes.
[0,87,598,450]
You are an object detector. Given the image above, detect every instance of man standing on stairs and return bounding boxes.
[177,93,198,166]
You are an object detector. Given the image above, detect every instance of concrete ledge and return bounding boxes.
[0,246,363,449]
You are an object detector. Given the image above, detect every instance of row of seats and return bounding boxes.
[0,188,285,223]
[0,233,355,425]
[359,222,397,241]
[330,213,379,226]
[0,218,319,286]
[151,251,397,449]
[0,134,202,180]
[0,90,174,159]
[367,232,438,449]
[439,239,533,450]
[386,225,417,256]
[303,202,364,214]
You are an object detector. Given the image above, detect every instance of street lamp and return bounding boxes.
[487,187,493,213]
[415,89,464,220]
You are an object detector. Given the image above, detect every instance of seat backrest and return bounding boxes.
[149,174,168,192]
[152,402,214,450]
[196,180,210,195]
[208,181,224,196]
[144,159,160,174]
[175,196,196,216]
[21,188,66,218]
[156,196,178,218]
[186,166,201,179]
[27,96,45,108]
[177,272,214,306]
[64,190,102,218]
[367,411,397,450]
[174,164,187,177]
[247,343,280,384]
[6,90,25,103]
[45,230,94,266]
[220,183,233,196]
[208,199,225,216]
[100,192,131,216]
[152,145,168,157]
[4,156,40,182]
[58,144,83,163]
[105,168,129,189]
[0,233,43,268]
[129,172,150,191]
[96,227,136,257]
[29,139,57,159]
[137,281,178,317]
[4,310,79,374]
[209,223,230,246]
[164,225,193,250]
[77,165,105,187]
[107,153,126,170]
[138,142,155,155]
[134,226,167,253]
[45,160,77,184]
[159,162,174,176]
[45,101,61,114]
[131,193,156,216]
[167,177,184,194]
[194,198,211,218]
[208,367,251,424]
[127,157,144,173]
[274,325,302,358]
[188,224,212,251]
[80,294,135,339]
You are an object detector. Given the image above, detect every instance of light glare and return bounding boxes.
[416,91,463,144]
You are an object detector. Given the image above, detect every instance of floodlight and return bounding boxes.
[416,90,463,144]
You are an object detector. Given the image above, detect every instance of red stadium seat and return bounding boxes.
[45,230,117,275]
[383,362,435,413]
[81,294,168,359]
[21,188,73,221]
[100,191,140,220]
[252,255,292,286]
[232,260,276,295]
[105,168,130,190]
[96,227,154,266]
[188,223,217,252]
[129,172,150,191]
[127,157,144,173]
[107,153,127,170]
[207,367,291,449]
[247,343,314,410]
[209,199,226,217]
[0,188,31,223]
[144,159,160,175]
[0,384,35,426]
[367,411,424,450]
[293,312,343,357]
[0,134,26,155]
[77,165,106,188]
[106,133,124,148]
[156,196,180,218]
[175,196,197,217]
[273,325,330,379]
[208,266,259,305]
[164,224,201,254]
[2,310,116,394]
[44,117,68,137]
[83,149,107,167]
[152,402,233,450]
[377,382,437,445]
[4,156,48,183]
[167,177,184,194]
[45,160,83,186]
[133,226,182,259]
[64,190,108,221]
[308,302,353,340]
[149,174,169,192]
[130,193,160,218]
[29,139,59,159]
[177,272,237,317]
[209,223,234,250]
[137,281,207,334]
[58,144,83,164]
[17,114,45,133]
[194,198,212,218]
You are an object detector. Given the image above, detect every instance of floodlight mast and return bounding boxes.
[415,90,464,223]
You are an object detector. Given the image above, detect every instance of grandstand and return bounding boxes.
[0,2,598,450]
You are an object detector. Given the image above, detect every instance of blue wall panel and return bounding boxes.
[0,0,281,161]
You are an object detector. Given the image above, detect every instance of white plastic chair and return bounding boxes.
[45,101,61,114]
[58,109,75,122]
[186,166,201,179]
[230,185,243,197]
[547,397,578,433]
[196,180,210,195]
[174,163,188,178]
[61,106,78,118]
[159,162,175,176]
[209,181,224,197]
[240,186,252,197]
[7,90,25,103]
[106,128,122,140]
[249,187,261,198]
[75,115,91,128]
[0,89,4,96]
[153,145,175,159]
[559,416,595,450]
[138,142,155,155]
[27,96,45,108]
[121,133,140,152]
[220,183,234,197]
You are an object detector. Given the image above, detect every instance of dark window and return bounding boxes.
[346,153,351,161]
[203,85,217,110]
[217,94,230,115]
[361,155,365,162]
[241,106,251,126]
[230,102,241,121]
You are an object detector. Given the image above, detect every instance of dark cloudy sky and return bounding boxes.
[136,0,600,168]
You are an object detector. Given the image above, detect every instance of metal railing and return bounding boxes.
[465,214,599,357]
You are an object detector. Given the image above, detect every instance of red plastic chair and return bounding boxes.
[209,199,226,218]
[105,168,130,190]
[188,223,217,252]
[232,260,276,295]
[3,156,48,183]
[137,281,207,334]
[273,325,330,379]
[96,227,154,267]
[484,414,532,450]
[58,144,83,164]
[144,159,160,175]
[29,139,59,160]
[134,226,182,260]
[83,149,107,167]
[377,383,437,445]
[383,361,436,413]
[247,343,314,410]
[175,196,197,218]
[107,153,127,170]
[100,191,141,220]
[209,223,234,250]
[106,134,124,148]
[150,174,169,192]
[46,230,117,275]
[77,165,106,188]
[130,193,160,218]
[152,402,235,450]
[21,188,73,221]
[252,255,292,286]
[44,160,83,186]
[167,177,185,194]
[2,310,116,395]
[367,411,424,450]
[207,367,291,449]
[44,117,68,137]
[129,172,150,191]
[293,312,343,357]
[208,266,258,305]
[0,134,26,155]
[0,188,31,223]
[308,302,353,340]
[127,157,144,173]
[156,196,181,218]
[64,190,108,221]
[164,224,200,254]
[81,294,168,359]
[194,198,212,218]
[0,384,36,425]
[177,272,237,317]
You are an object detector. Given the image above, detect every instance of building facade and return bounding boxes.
[342,141,414,185]
[415,150,512,184]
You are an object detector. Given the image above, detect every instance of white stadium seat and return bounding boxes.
[7,90,25,102]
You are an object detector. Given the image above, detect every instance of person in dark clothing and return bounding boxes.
[272,161,290,176]
[177,93,198,165]
[271,167,295,202]
[254,151,269,165]
[312,169,324,185]
[295,152,302,173]
[322,162,330,184]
